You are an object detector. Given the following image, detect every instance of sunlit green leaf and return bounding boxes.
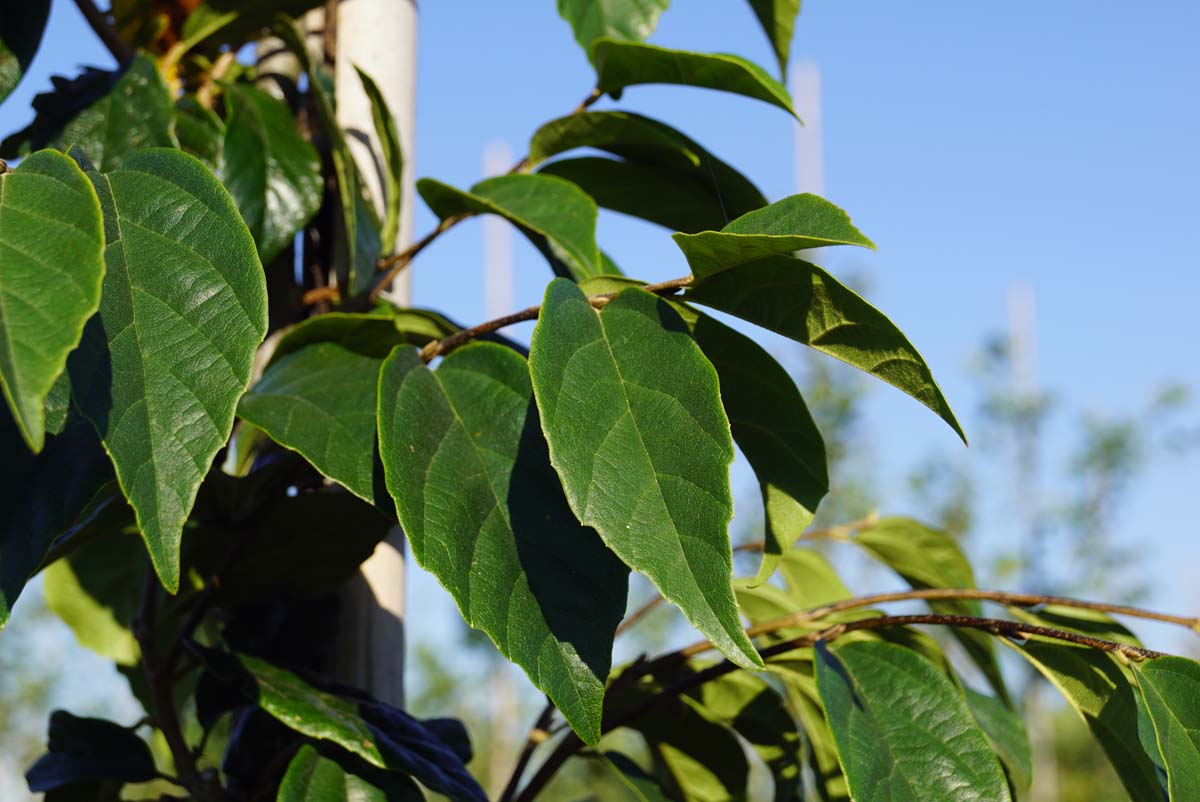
[591,39,796,117]
[418,175,602,280]
[1133,656,1200,800]
[0,0,49,104]
[277,744,422,802]
[0,150,104,451]
[672,194,874,278]
[685,255,966,442]
[557,0,669,53]
[354,66,405,255]
[816,640,1011,802]
[963,686,1032,794]
[220,83,322,263]
[68,149,269,592]
[745,0,801,76]
[378,343,628,743]
[529,279,761,670]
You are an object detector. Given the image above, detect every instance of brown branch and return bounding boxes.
[73,0,134,63]
[499,702,556,802]
[419,275,694,362]
[511,612,1164,802]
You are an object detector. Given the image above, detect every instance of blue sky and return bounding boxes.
[2,0,1197,716]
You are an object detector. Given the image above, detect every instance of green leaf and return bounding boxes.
[777,547,851,607]
[1005,638,1165,802]
[1009,604,1144,648]
[785,670,848,802]
[595,753,675,802]
[275,20,381,296]
[529,279,761,670]
[181,1,326,50]
[685,255,966,442]
[0,0,49,104]
[220,83,322,264]
[557,0,669,53]
[418,175,602,280]
[815,640,1011,802]
[963,686,1032,794]
[852,517,1006,699]
[0,412,114,628]
[44,529,144,665]
[591,38,795,117]
[206,651,488,802]
[672,194,874,278]
[377,343,628,743]
[67,149,269,593]
[43,371,71,436]
[529,111,765,233]
[238,314,413,505]
[174,96,225,168]
[580,276,827,602]
[277,744,422,802]
[354,66,405,255]
[2,56,175,171]
[0,150,105,451]
[1134,657,1200,800]
[745,0,801,76]
[25,711,157,793]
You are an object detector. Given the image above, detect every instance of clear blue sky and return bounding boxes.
[3,1,1197,704]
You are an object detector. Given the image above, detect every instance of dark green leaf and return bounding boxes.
[852,517,1006,699]
[220,83,322,263]
[529,280,761,670]
[354,66,405,255]
[275,20,381,295]
[1134,656,1200,800]
[1010,604,1144,648]
[1,56,175,171]
[0,412,114,628]
[557,0,669,53]
[43,528,144,665]
[672,194,874,278]
[377,343,628,743]
[175,96,225,168]
[43,371,71,436]
[579,276,827,585]
[591,39,795,117]
[815,640,1011,802]
[595,753,674,802]
[745,0,801,76]
[963,686,1032,793]
[0,0,49,104]
[1005,638,1164,802]
[529,111,765,233]
[685,255,966,442]
[277,744,422,802]
[784,669,848,802]
[0,149,104,451]
[238,314,414,505]
[418,175,602,280]
[207,651,488,802]
[68,149,269,592]
[25,711,157,792]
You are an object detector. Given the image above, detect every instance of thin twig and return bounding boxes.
[368,86,605,301]
[510,612,1164,802]
[419,275,694,362]
[73,0,134,63]
[499,702,556,802]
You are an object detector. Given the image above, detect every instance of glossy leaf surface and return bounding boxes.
[418,175,602,280]
[529,280,760,670]
[815,640,1011,802]
[1134,656,1200,800]
[672,193,874,278]
[964,686,1032,793]
[378,344,628,743]
[68,149,268,592]
[557,0,669,52]
[220,83,322,263]
[0,0,49,104]
[591,39,795,116]
[209,651,487,802]
[0,149,104,450]
[1005,638,1164,802]
[685,255,966,442]
[745,0,801,75]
